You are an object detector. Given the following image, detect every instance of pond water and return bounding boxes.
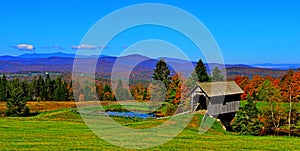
[107,111,155,119]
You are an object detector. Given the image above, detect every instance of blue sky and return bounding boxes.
[1,0,299,64]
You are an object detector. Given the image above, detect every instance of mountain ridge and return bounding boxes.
[0,52,297,79]
[3,52,299,70]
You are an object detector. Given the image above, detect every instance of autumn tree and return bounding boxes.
[281,70,300,136]
[166,74,189,104]
[166,73,190,114]
[166,73,181,104]
[234,76,250,99]
[103,84,115,101]
[259,80,285,135]
[242,75,265,99]
[131,84,149,101]
[96,82,104,101]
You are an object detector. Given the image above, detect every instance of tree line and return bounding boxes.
[233,70,300,136]
[0,74,72,116]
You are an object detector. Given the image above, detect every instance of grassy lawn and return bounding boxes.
[0,101,76,113]
[240,100,300,109]
[0,101,122,114]
[0,109,299,150]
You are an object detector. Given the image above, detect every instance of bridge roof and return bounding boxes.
[190,81,244,97]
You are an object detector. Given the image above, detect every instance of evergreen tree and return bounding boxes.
[0,74,8,101]
[232,93,263,135]
[20,79,31,101]
[115,79,130,101]
[186,72,198,90]
[211,66,224,81]
[68,81,74,100]
[61,81,69,100]
[186,59,210,90]
[45,74,54,100]
[194,59,210,82]
[152,58,171,89]
[54,77,63,100]
[37,75,46,100]
[31,76,38,100]
[149,80,167,111]
[5,86,30,116]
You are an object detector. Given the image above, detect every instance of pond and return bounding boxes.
[107,111,155,119]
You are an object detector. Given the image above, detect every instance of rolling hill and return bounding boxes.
[0,53,296,79]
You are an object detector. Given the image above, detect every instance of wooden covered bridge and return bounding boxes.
[189,81,244,126]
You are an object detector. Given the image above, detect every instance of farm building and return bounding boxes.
[189,81,244,128]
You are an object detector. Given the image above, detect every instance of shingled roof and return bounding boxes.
[197,81,244,97]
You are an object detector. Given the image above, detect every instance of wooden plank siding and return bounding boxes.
[207,100,240,115]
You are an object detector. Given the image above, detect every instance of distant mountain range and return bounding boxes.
[251,63,300,70]
[0,52,298,79]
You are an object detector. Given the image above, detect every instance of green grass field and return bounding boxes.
[0,108,299,150]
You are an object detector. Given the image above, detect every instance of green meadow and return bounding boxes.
[0,108,299,150]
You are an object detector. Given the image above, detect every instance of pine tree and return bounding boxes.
[45,74,54,100]
[115,79,124,100]
[31,76,38,100]
[5,86,30,116]
[186,72,197,90]
[152,58,171,89]
[54,77,63,101]
[37,75,46,100]
[115,79,130,101]
[0,74,8,101]
[194,59,210,82]
[211,66,224,81]
[61,81,69,101]
[149,80,166,111]
[232,93,263,135]
[20,79,31,101]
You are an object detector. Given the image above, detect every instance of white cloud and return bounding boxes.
[14,44,35,51]
[41,45,65,50]
[71,44,96,50]
[51,45,65,50]
[99,45,109,49]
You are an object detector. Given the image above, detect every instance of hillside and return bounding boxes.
[0,53,296,79]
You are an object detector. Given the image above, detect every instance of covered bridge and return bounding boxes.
[189,81,244,116]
